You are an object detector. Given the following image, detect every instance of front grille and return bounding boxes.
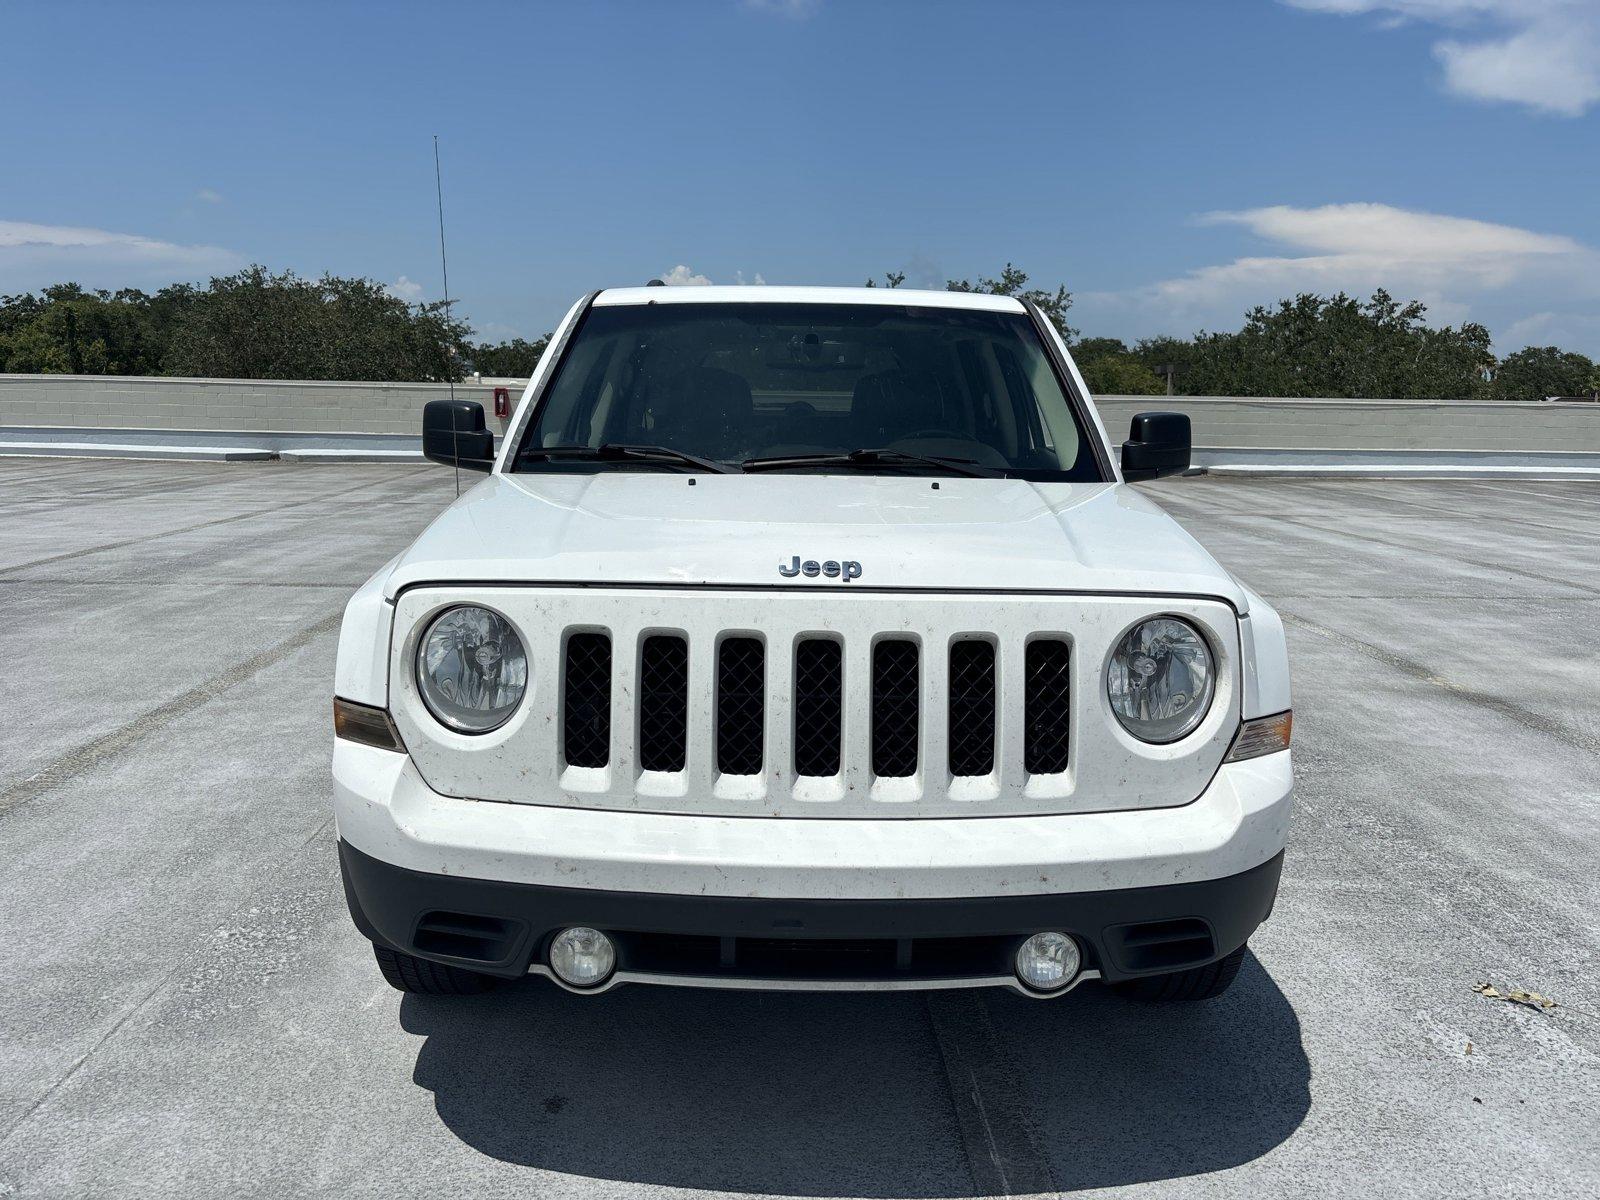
[563,632,612,768]
[716,638,765,775]
[560,627,1090,787]
[638,635,689,771]
[871,639,919,777]
[794,639,843,777]
[948,640,997,776]
[1024,639,1071,774]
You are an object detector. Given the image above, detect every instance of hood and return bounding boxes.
[383,472,1248,611]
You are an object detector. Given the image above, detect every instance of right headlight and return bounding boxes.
[1107,616,1215,743]
[415,605,528,733]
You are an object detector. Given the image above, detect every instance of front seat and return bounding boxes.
[648,366,754,461]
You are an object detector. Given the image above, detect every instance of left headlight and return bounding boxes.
[1107,616,1215,743]
[415,605,528,734]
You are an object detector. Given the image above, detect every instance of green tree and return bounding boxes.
[0,284,190,374]
[1132,335,1200,394]
[1490,345,1599,400]
[946,263,1075,339]
[471,336,549,377]
[1072,336,1130,362]
[161,266,472,380]
[1176,290,1492,399]
[1079,353,1165,396]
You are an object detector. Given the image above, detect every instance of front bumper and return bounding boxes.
[334,741,1292,993]
[341,839,1283,993]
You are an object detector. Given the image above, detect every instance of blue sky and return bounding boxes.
[4,0,1598,354]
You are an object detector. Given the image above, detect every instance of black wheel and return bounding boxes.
[1115,945,1246,1002]
[373,945,500,995]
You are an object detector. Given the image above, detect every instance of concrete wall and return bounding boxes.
[0,373,519,436]
[1093,395,1600,453]
[2,374,1597,455]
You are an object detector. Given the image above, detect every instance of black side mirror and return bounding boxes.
[422,400,495,472]
[1120,411,1190,482]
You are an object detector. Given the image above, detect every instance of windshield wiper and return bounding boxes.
[741,448,998,478]
[521,443,736,474]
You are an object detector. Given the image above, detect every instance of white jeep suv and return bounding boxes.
[332,286,1292,1002]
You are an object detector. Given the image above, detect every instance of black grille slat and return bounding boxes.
[871,639,920,777]
[794,639,843,776]
[639,635,689,772]
[1024,639,1071,774]
[717,638,765,775]
[948,641,997,776]
[563,632,612,768]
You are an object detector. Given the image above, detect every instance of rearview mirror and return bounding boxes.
[422,400,495,472]
[1120,411,1190,482]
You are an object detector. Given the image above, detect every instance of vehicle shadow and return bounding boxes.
[401,953,1309,1196]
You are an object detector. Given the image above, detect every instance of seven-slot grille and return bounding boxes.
[557,632,1071,781]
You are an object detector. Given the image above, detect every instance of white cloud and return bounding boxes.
[1281,0,1600,115]
[733,270,767,286]
[660,264,713,286]
[743,0,821,18]
[195,188,224,204]
[1081,202,1600,353]
[1502,310,1600,352]
[386,274,424,301]
[0,219,239,289]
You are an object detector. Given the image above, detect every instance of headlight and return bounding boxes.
[1107,616,1214,743]
[415,605,528,733]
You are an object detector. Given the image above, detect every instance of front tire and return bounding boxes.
[1114,945,1246,1001]
[373,945,501,995]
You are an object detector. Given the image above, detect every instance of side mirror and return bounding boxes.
[422,400,495,472]
[1120,411,1190,482]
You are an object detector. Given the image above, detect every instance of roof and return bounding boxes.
[592,284,1027,312]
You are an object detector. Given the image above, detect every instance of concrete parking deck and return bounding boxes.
[0,460,1595,1197]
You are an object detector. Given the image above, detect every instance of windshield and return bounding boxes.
[513,302,1102,479]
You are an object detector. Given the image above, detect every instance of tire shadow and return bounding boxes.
[401,953,1308,1196]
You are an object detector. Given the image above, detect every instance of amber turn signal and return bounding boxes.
[333,697,406,753]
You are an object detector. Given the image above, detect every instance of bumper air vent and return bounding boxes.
[1105,917,1216,973]
[412,911,522,964]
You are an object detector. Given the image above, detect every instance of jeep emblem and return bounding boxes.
[780,555,862,582]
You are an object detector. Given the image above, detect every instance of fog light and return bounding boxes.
[549,927,615,988]
[1015,932,1081,992]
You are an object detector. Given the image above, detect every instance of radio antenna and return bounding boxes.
[433,134,461,498]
